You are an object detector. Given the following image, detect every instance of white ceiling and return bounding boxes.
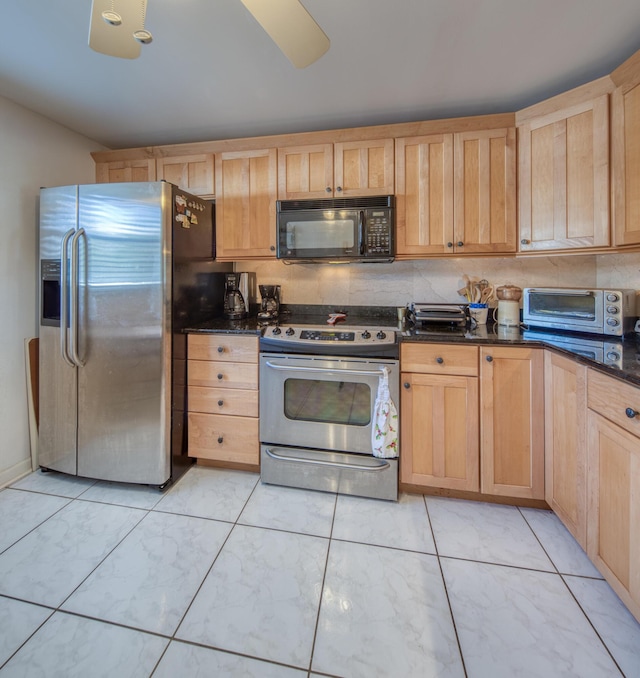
[2,1,640,150]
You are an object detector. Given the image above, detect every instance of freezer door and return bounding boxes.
[76,182,172,485]
[38,186,79,474]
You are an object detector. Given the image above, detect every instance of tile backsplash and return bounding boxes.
[237,254,603,307]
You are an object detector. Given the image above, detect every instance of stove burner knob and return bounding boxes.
[376,331,387,340]
[285,327,295,336]
[361,330,371,339]
[272,327,282,335]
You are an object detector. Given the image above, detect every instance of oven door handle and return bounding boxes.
[264,447,391,471]
[264,360,388,378]
[527,289,595,296]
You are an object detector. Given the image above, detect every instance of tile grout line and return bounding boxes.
[557,573,628,677]
[518,506,626,676]
[423,495,469,678]
[306,491,339,676]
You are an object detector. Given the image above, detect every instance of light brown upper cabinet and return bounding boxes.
[215,148,277,261]
[453,128,517,254]
[395,134,454,256]
[517,82,612,252]
[277,139,394,199]
[95,159,156,183]
[395,127,516,256]
[156,154,215,197]
[611,49,640,247]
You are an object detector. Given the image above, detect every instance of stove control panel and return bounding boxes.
[262,325,397,347]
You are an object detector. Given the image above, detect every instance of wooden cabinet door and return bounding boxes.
[215,148,277,260]
[277,144,333,199]
[156,154,215,197]
[544,351,587,546]
[587,411,640,621]
[612,81,640,246]
[95,159,156,183]
[453,128,516,254]
[480,347,544,499]
[395,134,454,256]
[334,139,394,196]
[518,94,610,252]
[400,372,479,492]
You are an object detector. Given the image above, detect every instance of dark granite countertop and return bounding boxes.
[185,305,640,387]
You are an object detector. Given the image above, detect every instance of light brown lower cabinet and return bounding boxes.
[187,334,259,468]
[544,352,588,546]
[479,346,545,499]
[586,369,640,622]
[400,370,480,492]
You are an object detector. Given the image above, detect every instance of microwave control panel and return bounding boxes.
[364,210,392,255]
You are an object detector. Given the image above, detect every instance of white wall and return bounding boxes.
[0,95,104,486]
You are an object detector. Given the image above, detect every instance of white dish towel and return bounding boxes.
[371,366,399,458]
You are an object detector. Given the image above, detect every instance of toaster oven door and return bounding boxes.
[523,289,603,333]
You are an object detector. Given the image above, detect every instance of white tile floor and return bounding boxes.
[1,467,640,677]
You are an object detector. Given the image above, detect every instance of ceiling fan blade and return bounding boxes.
[88,0,146,59]
[240,0,330,68]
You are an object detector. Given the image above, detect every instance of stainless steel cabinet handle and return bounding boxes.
[60,228,75,367]
[265,447,390,471]
[69,228,85,367]
[264,360,388,377]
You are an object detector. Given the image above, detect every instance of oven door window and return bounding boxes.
[284,378,371,426]
[528,293,596,321]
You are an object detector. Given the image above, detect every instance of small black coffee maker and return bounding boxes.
[223,273,247,320]
[258,284,280,320]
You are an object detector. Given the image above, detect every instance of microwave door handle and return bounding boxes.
[358,210,365,255]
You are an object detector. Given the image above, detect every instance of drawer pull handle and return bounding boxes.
[625,407,638,419]
[457,241,464,247]
[217,373,224,380]
[403,382,411,389]
[217,436,224,444]
[436,357,444,364]
[217,346,224,353]
[217,400,224,407]
[486,355,493,362]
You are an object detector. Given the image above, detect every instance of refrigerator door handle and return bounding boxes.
[60,228,76,367]
[69,228,85,367]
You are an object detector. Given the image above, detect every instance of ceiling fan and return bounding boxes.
[88,0,330,68]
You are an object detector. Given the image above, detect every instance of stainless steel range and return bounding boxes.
[259,321,399,500]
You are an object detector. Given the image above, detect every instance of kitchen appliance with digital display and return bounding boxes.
[276,195,395,263]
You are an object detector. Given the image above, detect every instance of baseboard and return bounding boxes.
[0,458,33,489]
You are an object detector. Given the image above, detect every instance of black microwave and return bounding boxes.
[276,195,395,263]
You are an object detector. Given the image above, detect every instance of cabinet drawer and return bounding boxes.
[188,413,259,465]
[188,360,258,390]
[188,334,258,363]
[401,343,479,376]
[588,369,640,438]
[188,386,259,417]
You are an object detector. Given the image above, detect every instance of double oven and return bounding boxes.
[259,323,399,500]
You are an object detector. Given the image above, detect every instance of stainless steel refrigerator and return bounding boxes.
[38,182,230,487]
